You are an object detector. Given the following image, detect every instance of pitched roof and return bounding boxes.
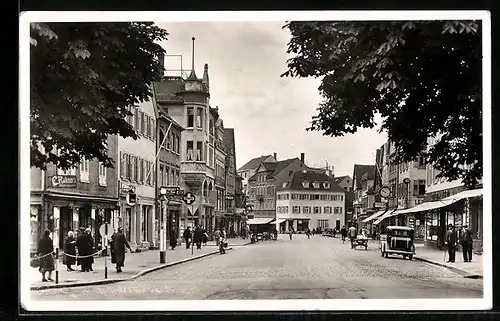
[352,164,376,189]
[223,128,236,170]
[267,158,298,179]
[237,155,274,172]
[153,77,185,101]
[334,175,351,183]
[279,170,345,192]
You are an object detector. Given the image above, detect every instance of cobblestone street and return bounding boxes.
[32,234,483,300]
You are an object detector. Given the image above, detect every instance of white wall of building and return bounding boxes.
[276,191,345,231]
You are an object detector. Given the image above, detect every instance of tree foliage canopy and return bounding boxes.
[282,21,482,188]
[30,22,168,170]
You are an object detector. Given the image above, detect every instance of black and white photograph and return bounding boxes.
[20,11,491,311]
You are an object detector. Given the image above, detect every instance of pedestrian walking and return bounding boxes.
[194,225,203,249]
[273,227,278,240]
[214,228,221,247]
[340,225,348,243]
[445,224,457,263]
[169,228,177,250]
[202,227,208,245]
[348,225,357,249]
[183,226,192,249]
[37,229,55,282]
[332,228,337,238]
[63,231,76,271]
[459,225,473,262]
[219,229,227,254]
[112,227,132,272]
[306,228,311,239]
[288,229,293,241]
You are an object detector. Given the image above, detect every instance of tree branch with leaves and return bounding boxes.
[282,20,482,188]
[30,22,168,170]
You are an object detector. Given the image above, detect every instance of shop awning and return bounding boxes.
[361,210,387,223]
[373,208,400,225]
[271,218,286,224]
[443,188,483,202]
[246,218,274,225]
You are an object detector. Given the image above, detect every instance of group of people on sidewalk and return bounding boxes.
[35,226,133,282]
[445,224,474,263]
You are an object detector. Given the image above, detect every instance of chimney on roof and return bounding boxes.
[273,153,277,160]
[157,51,165,77]
[300,153,305,164]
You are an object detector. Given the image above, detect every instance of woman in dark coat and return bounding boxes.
[37,230,55,282]
[76,228,91,272]
[169,229,177,250]
[193,226,203,249]
[86,228,95,271]
[63,231,76,271]
[112,227,131,272]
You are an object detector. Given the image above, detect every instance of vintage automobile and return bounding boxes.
[322,228,335,237]
[352,232,369,250]
[379,226,416,260]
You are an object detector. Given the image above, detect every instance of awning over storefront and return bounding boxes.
[361,210,387,223]
[443,188,483,202]
[271,218,286,224]
[373,208,400,225]
[246,218,274,225]
[396,188,483,215]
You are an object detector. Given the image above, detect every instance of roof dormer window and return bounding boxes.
[302,181,310,188]
[282,182,288,188]
[312,182,320,188]
[323,182,330,189]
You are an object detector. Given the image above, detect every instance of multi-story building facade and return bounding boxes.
[212,107,227,231]
[223,128,242,236]
[352,164,376,227]
[420,135,483,251]
[237,154,276,195]
[154,108,184,246]
[334,175,353,192]
[276,170,345,232]
[153,46,229,236]
[247,154,307,221]
[30,137,119,252]
[118,100,157,250]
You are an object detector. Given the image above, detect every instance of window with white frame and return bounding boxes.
[79,157,90,183]
[99,163,107,186]
[312,182,320,188]
[303,206,311,214]
[323,182,330,189]
[302,181,309,188]
[334,207,342,214]
[313,206,321,214]
[56,149,76,176]
[324,206,332,214]
[317,219,329,229]
[292,206,301,214]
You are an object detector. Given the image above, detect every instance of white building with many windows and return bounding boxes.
[275,170,345,232]
[117,99,157,250]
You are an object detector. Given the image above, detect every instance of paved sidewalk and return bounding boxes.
[29,245,230,290]
[414,244,483,278]
[202,237,251,247]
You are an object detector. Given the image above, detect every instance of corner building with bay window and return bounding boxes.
[275,170,346,233]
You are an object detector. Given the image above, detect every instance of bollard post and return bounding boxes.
[191,238,194,255]
[105,244,108,279]
[55,248,59,284]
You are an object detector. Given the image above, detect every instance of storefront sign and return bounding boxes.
[49,175,77,188]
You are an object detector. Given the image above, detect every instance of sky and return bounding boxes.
[156,21,387,177]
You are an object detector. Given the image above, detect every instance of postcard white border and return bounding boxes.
[20,10,492,312]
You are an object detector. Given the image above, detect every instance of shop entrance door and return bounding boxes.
[59,207,73,249]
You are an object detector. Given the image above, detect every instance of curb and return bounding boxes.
[414,256,483,279]
[31,248,233,291]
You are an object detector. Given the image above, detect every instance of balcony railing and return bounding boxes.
[181,161,207,173]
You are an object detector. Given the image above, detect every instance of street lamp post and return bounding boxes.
[159,187,169,264]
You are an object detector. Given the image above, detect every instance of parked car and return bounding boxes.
[379,226,416,260]
[322,228,335,237]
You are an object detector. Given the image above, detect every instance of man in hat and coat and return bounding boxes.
[76,227,92,272]
[111,227,131,272]
[445,224,458,263]
[193,225,203,250]
[459,224,474,262]
[183,226,192,249]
